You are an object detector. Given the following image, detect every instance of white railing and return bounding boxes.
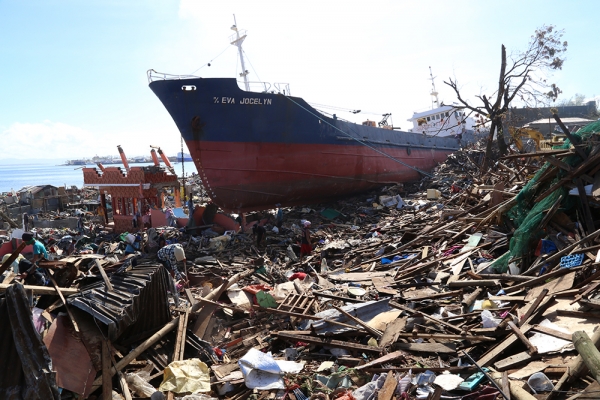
[148,70,292,96]
[147,69,199,83]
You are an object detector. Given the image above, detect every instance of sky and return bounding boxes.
[0,0,599,162]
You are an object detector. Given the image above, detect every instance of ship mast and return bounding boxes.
[429,66,440,109]
[230,15,250,91]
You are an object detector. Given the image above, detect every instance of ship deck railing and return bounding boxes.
[147,69,291,95]
[147,69,200,83]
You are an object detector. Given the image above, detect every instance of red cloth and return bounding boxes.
[300,243,312,256]
[288,272,307,281]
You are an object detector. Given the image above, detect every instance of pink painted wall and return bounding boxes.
[0,241,33,258]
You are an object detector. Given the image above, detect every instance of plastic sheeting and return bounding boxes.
[238,348,304,390]
[0,283,60,399]
[158,359,211,394]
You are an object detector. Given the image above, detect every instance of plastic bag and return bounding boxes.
[527,372,554,393]
[481,310,501,328]
[125,371,157,398]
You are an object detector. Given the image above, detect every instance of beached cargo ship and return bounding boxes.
[148,25,473,212]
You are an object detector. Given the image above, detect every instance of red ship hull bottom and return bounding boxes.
[187,140,453,212]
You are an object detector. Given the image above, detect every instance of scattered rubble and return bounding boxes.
[2,122,600,399]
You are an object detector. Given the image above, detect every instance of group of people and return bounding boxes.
[10,202,318,297]
[251,203,313,260]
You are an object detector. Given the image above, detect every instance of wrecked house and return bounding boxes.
[83,164,180,234]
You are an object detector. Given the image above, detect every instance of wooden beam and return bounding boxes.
[494,351,538,371]
[407,289,463,301]
[448,279,499,288]
[531,324,572,341]
[0,283,78,295]
[507,321,537,355]
[48,275,80,333]
[518,288,549,326]
[0,242,27,276]
[355,350,407,370]
[252,305,368,331]
[394,342,456,354]
[389,300,463,334]
[378,371,397,400]
[312,290,366,303]
[573,331,600,385]
[274,332,382,353]
[332,305,383,338]
[102,341,112,400]
[91,316,180,390]
[94,259,114,292]
[394,332,495,342]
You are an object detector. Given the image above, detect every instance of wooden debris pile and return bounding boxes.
[2,123,600,399]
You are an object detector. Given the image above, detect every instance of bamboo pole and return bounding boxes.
[572,331,600,385]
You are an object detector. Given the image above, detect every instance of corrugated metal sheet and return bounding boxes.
[0,283,60,399]
[68,263,171,342]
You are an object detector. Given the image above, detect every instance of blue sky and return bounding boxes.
[0,0,598,161]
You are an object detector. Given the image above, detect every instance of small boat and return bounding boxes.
[148,22,475,212]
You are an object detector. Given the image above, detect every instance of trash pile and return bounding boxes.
[2,122,600,399]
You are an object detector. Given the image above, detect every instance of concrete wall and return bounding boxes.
[32,217,79,230]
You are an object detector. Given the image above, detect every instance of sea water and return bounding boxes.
[0,160,198,193]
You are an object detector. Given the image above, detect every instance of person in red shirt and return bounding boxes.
[300,221,312,261]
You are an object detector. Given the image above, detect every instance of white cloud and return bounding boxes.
[0,121,96,160]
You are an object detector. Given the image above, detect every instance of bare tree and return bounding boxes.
[445,25,567,168]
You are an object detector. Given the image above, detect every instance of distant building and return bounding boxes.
[17,185,61,212]
[507,101,598,136]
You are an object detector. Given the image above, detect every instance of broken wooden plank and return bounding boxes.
[378,318,407,347]
[331,305,383,338]
[94,259,114,292]
[0,283,78,295]
[355,350,407,370]
[274,332,382,353]
[494,351,539,371]
[389,300,463,334]
[394,342,456,354]
[531,325,572,342]
[378,371,397,400]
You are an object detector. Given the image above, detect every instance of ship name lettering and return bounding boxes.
[241,98,272,105]
[221,97,235,104]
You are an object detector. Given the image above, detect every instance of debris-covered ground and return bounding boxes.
[2,123,600,399]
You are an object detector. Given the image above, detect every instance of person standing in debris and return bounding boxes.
[142,205,152,228]
[22,232,48,264]
[77,214,85,234]
[300,221,313,261]
[165,207,176,227]
[23,213,30,231]
[276,204,283,230]
[157,243,187,285]
[21,232,50,285]
[67,238,77,255]
[252,223,266,247]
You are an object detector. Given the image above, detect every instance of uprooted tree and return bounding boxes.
[445,25,568,168]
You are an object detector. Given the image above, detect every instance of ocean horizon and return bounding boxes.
[0,160,198,193]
